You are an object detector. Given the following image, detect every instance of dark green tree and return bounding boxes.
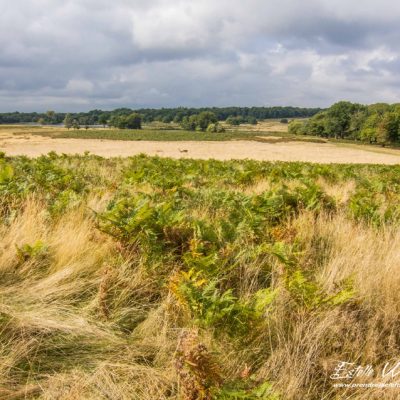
[288,120,305,135]
[45,110,56,124]
[63,113,73,130]
[196,112,217,131]
[325,101,364,138]
[79,116,90,130]
[206,123,225,133]
[181,115,198,131]
[304,113,326,136]
[98,113,108,127]
[72,119,80,130]
[226,116,241,126]
[376,112,399,145]
[124,113,142,129]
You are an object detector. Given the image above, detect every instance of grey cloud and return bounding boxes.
[0,0,400,111]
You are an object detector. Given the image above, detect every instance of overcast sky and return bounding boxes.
[1,0,400,111]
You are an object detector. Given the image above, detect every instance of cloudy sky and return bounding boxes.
[1,0,400,111]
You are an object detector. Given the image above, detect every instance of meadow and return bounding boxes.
[5,120,291,142]
[3,124,400,164]
[1,153,400,399]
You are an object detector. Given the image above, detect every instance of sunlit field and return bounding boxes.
[1,153,400,399]
[0,121,289,142]
[2,124,400,164]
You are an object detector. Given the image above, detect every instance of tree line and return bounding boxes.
[63,112,142,130]
[289,101,400,145]
[0,106,321,126]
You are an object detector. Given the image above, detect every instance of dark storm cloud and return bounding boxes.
[1,0,400,111]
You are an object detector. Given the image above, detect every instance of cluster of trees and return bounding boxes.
[289,101,400,145]
[0,106,320,126]
[63,112,142,130]
[134,106,320,123]
[108,113,142,129]
[0,110,111,126]
[180,111,225,132]
[63,114,92,130]
[0,111,63,124]
[226,115,257,125]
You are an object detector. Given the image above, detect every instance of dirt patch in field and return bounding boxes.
[228,120,291,133]
[1,131,400,164]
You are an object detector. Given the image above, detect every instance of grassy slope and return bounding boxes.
[1,154,400,399]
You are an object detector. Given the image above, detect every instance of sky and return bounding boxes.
[1,0,400,111]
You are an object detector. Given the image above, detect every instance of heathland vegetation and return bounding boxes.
[1,153,400,399]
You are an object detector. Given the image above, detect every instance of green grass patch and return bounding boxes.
[26,128,282,141]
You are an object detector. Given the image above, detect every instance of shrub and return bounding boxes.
[207,123,225,133]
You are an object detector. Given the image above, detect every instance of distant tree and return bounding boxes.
[162,114,173,123]
[360,114,380,143]
[385,112,399,142]
[288,120,305,135]
[108,115,119,128]
[206,123,225,133]
[360,127,376,143]
[38,118,45,125]
[226,116,241,126]
[124,113,142,129]
[63,113,73,130]
[196,112,217,131]
[180,112,217,131]
[181,111,218,131]
[376,112,399,146]
[325,101,364,138]
[72,119,80,130]
[181,116,197,131]
[173,112,185,123]
[368,103,391,116]
[98,113,108,127]
[280,118,288,124]
[46,110,56,124]
[79,116,90,130]
[349,110,368,139]
[304,113,327,137]
[376,127,388,146]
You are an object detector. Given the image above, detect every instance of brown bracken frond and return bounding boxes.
[175,329,222,400]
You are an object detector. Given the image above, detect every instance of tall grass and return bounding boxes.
[1,154,400,399]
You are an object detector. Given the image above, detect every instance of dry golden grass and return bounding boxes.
[1,206,398,399]
[2,157,400,399]
[0,200,176,399]
[2,124,400,164]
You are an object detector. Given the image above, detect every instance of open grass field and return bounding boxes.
[1,122,290,142]
[1,153,400,399]
[1,124,400,164]
[0,120,326,143]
